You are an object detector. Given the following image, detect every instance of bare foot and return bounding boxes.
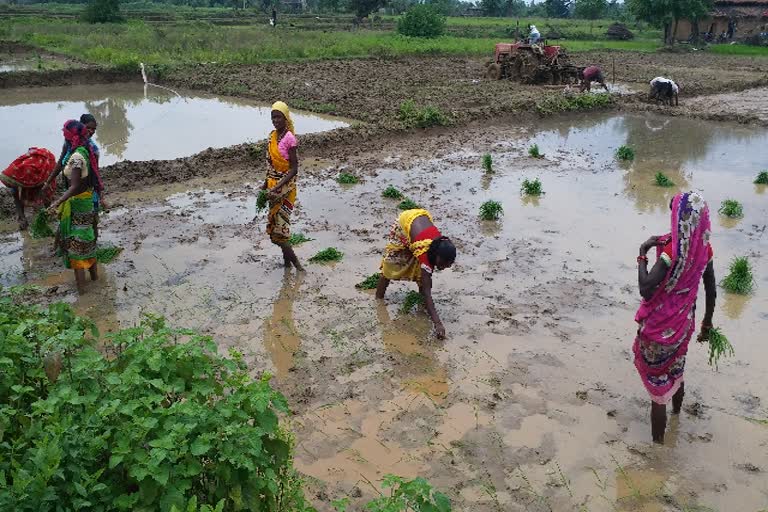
[18,216,28,231]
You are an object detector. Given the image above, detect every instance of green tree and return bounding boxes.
[82,0,124,23]
[506,0,527,16]
[629,0,712,44]
[397,4,446,37]
[350,0,385,18]
[481,0,504,16]
[575,0,606,19]
[545,0,572,18]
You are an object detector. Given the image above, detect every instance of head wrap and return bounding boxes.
[62,120,102,192]
[271,101,295,135]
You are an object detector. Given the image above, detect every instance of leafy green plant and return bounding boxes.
[718,199,744,218]
[521,178,543,196]
[355,272,381,290]
[721,256,755,295]
[398,198,420,210]
[707,327,735,370]
[398,100,449,129]
[288,233,313,246]
[83,0,124,23]
[528,144,542,158]
[482,153,493,173]
[365,475,451,512]
[754,171,768,185]
[397,4,446,38]
[95,245,123,264]
[616,145,635,161]
[382,186,404,200]
[309,247,344,263]
[479,200,503,221]
[0,296,309,512]
[29,209,54,238]
[256,189,269,213]
[654,172,675,187]
[400,290,425,314]
[337,172,360,185]
[535,93,614,115]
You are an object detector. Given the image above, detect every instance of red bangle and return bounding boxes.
[637,255,648,264]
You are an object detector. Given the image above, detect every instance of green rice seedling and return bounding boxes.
[521,178,543,196]
[721,256,754,295]
[256,189,269,213]
[29,209,55,239]
[718,199,744,218]
[400,290,425,313]
[616,145,635,161]
[479,200,503,221]
[288,233,313,246]
[398,198,420,210]
[482,153,493,173]
[309,247,343,263]
[337,172,359,185]
[754,171,768,185]
[95,245,123,264]
[707,327,735,370]
[528,144,542,158]
[382,186,404,200]
[355,272,381,290]
[654,172,675,187]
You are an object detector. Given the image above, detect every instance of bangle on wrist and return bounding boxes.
[637,255,648,264]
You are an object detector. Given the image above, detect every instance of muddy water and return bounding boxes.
[0,83,349,167]
[2,112,767,511]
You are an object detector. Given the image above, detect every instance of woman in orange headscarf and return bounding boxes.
[262,101,303,271]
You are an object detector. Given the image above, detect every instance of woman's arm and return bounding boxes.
[47,163,83,213]
[638,236,667,301]
[419,272,445,339]
[269,146,298,193]
[43,142,69,189]
[698,261,717,341]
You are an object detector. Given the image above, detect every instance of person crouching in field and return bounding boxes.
[650,77,679,106]
[375,209,456,339]
[580,65,610,93]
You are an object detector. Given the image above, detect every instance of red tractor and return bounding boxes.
[485,42,581,85]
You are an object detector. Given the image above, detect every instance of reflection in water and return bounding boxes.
[264,272,303,377]
[521,194,541,207]
[614,465,669,512]
[0,83,349,168]
[375,301,448,402]
[722,291,750,320]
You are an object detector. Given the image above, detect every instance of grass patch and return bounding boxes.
[535,92,614,115]
[309,247,344,263]
[95,245,123,264]
[479,200,503,221]
[755,171,768,185]
[718,199,744,218]
[337,172,360,185]
[707,327,735,370]
[528,144,542,158]
[521,178,543,196]
[398,198,420,210]
[616,145,635,161]
[721,256,754,295]
[355,272,381,290]
[256,189,269,213]
[288,233,313,246]
[29,209,54,239]
[398,100,449,129]
[482,153,493,173]
[654,172,675,187]
[382,185,404,200]
[400,290,425,313]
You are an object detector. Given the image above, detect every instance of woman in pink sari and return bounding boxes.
[634,191,716,444]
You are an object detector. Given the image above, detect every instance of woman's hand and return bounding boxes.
[639,236,663,254]
[267,188,280,201]
[47,203,59,217]
[434,322,446,340]
[697,322,713,343]
[99,199,109,211]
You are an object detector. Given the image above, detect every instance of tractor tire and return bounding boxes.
[484,59,494,69]
[486,63,501,80]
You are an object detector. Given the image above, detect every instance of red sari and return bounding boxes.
[0,148,57,206]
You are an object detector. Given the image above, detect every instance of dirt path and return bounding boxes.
[5,112,766,511]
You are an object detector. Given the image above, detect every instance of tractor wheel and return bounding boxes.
[484,59,494,69]
[486,63,501,80]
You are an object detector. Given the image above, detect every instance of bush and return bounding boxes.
[398,100,449,129]
[528,144,542,158]
[482,153,493,173]
[721,256,755,295]
[83,0,124,23]
[654,171,675,187]
[755,171,768,185]
[522,178,543,196]
[397,5,446,38]
[479,200,503,220]
[718,199,743,218]
[616,145,635,161]
[0,295,308,511]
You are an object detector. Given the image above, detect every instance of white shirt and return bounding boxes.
[650,76,679,94]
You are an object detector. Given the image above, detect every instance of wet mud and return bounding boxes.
[3,112,766,511]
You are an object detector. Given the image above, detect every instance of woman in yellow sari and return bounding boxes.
[376,209,456,339]
[262,101,303,271]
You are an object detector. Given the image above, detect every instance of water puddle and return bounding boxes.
[0,83,349,167]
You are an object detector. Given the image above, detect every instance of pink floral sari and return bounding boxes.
[633,192,711,404]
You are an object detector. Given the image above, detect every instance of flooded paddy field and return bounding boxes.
[2,112,767,511]
[0,82,348,167]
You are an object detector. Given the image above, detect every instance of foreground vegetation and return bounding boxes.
[0,288,451,511]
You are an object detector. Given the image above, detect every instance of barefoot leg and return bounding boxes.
[651,402,667,444]
[74,269,87,295]
[89,262,99,281]
[671,382,685,415]
[280,245,304,272]
[375,275,390,299]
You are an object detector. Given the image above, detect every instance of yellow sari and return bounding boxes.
[380,209,435,282]
[266,130,297,245]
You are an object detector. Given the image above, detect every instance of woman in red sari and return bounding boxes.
[1,148,57,230]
